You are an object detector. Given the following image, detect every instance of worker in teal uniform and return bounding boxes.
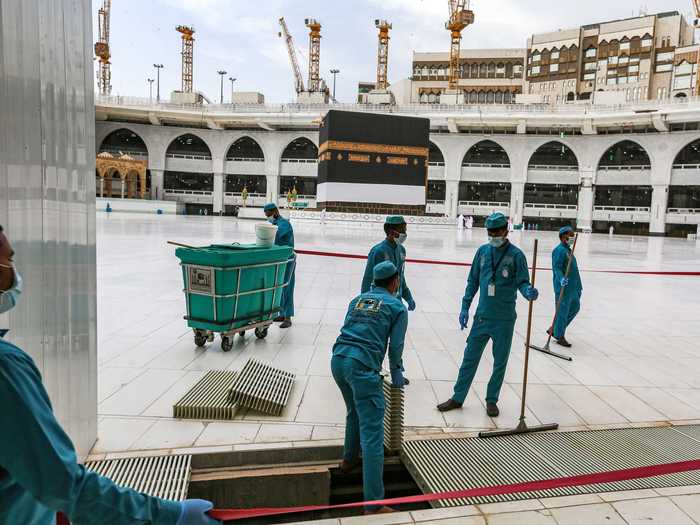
[264,203,295,328]
[437,212,539,417]
[332,261,408,515]
[0,225,219,525]
[549,225,582,348]
[361,216,416,312]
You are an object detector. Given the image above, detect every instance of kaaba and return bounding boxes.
[317,110,430,215]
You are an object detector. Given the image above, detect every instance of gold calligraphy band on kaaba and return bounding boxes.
[318,140,429,158]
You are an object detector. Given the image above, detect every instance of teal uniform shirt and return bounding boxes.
[272,216,295,318]
[552,243,582,297]
[462,242,532,320]
[333,287,408,372]
[0,337,182,525]
[361,240,413,306]
[272,216,294,248]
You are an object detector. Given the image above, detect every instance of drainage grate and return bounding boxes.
[173,370,240,420]
[401,425,700,508]
[228,358,296,416]
[85,454,191,501]
[383,377,404,453]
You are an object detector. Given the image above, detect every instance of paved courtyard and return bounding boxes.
[94,213,700,456]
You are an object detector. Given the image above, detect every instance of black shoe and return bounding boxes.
[279,319,292,329]
[437,399,463,412]
[339,458,361,474]
[403,378,410,386]
[556,337,572,348]
[486,402,499,417]
[273,316,285,323]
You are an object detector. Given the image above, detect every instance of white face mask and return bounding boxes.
[0,264,23,315]
[397,233,407,245]
[567,237,575,247]
[267,217,276,224]
[488,236,505,248]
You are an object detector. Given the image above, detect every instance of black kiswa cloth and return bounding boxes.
[319,110,430,147]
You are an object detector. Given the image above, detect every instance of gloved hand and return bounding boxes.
[390,368,406,388]
[407,298,416,311]
[177,499,220,525]
[524,286,539,301]
[560,277,569,287]
[459,310,469,330]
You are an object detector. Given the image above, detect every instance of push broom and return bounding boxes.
[528,234,579,362]
[479,238,559,438]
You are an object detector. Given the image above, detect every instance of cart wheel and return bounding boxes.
[194,331,207,348]
[255,327,268,339]
[221,336,233,352]
[239,330,246,339]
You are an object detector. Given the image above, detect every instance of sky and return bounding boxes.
[96,0,693,103]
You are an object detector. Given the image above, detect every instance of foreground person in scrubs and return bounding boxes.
[0,225,219,525]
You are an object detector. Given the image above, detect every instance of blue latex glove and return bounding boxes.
[525,286,539,301]
[459,310,469,330]
[390,368,406,388]
[177,500,220,525]
[407,298,416,311]
[560,277,569,287]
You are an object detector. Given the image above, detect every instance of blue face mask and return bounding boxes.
[0,265,23,315]
[488,236,505,248]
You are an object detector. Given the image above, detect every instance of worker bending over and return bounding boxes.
[361,216,416,312]
[549,226,582,348]
[264,203,295,328]
[332,261,408,515]
[437,212,538,417]
[0,225,219,525]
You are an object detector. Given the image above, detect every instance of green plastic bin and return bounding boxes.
[175,243,294,333]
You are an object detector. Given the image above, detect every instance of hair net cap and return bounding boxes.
[485,212,508,230]
[263,203,278,212]
[373,261,398,281]
[559,225,574,236]
[385,215,406,226]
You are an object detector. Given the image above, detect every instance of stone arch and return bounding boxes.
[99,128,149,158]
[672,138,700,165]
[462,140,511,167]
[166,133,213,159]
[225,136,266,161]
[598,140,651,168]
[429,142,444,165]
[528,141,579,168]
[281,137,318,160]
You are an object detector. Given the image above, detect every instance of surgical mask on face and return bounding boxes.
[567,237,575,248]
[488,236,505,248]
[0,265,23,315]
[397,233,407,245]
[267,217,275,224]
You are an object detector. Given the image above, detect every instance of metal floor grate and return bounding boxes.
[228,358,296,416]
[401,425,700,508]
[85,454,191,501]
[173,370,240,420]
[383,377,405,452]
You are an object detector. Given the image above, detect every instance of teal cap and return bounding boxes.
[485,212,508,230]
[385,215,406,226]
[263,203,277,212]
[559,225,574,236]
[373,261,398,281]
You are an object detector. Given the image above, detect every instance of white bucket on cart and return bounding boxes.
[255,223,278,247]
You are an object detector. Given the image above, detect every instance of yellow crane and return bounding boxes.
[176,25,195,93]
[94,0,112,95]
[446,0,474,91]
[305,18,322,92]
[375,20,392,91]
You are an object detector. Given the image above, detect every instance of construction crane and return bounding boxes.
[305,18,322,92]
[445,0,474,90]
[94,0,112,95]
[176,25,195,93]
[278,17,305,94]
[375,20,392,91]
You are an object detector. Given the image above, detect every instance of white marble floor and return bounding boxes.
[94,213,700,455]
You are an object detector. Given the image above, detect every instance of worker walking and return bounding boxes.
[437,212,539,417]
[264,203,295,328]
[361,216,416,312]
[548,226,582,348]
[332,261,408,515]
[0,225,219,525]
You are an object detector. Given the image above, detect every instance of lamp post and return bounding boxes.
[330,69,340,101]
[153,64,164,102]
[217,70,227,104]
[147,78,154,102]
[229,77,237,103]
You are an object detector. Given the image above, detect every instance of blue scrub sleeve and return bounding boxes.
[0,352,181,525]
[461,248,482,312]
[361,249,379,293]
[515,251,533,298]
[552,246,566,284]
[400,273,413,304]
[387,308,408,372]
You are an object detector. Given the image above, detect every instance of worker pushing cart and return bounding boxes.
[264,203,296,328]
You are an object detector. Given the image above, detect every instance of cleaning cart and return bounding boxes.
[175,243,294,352]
